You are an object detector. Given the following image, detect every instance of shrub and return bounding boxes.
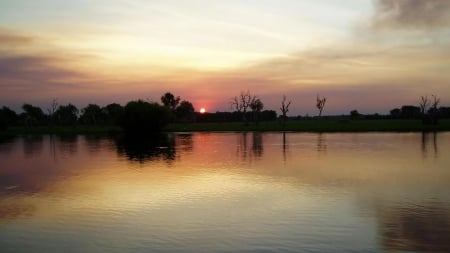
[120,100,171,134]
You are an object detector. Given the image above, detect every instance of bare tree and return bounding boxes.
[430,94,440,124]
[419,95,429,115]
[231,91,254,124]
[47,98,58,126]
[280,95,291,127]
[231,96,243,113]
[316,95,327,117]
[431,95,440,110]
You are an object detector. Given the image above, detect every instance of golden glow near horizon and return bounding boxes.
[0,0,449,114]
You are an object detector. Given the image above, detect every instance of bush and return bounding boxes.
[120,100,171,133]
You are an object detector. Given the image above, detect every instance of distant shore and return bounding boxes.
[1,119,450,137]
[166,119,450,132]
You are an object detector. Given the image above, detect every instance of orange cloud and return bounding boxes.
[1,0,450,117]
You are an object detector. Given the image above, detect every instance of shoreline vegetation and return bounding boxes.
[1,119,450,137]
[1,92,449,138]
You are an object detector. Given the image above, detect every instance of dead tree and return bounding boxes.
[231,96,243,113]
[316,95,327,117]
[47,98,58,126]
[280,95,291,127]
[431,95,440,124]
[231,91,254,125]
[419,95,429,115]
[419,95,430,124]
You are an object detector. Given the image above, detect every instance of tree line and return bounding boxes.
[1,91,448,132]
[0,92,197,132]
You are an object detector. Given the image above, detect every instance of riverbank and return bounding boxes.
[0,126,122,137]
[166,119,450,132]
[1,119,450,137]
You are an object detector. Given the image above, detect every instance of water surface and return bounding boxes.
[0,132,449,252]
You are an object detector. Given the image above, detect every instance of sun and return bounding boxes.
[199,107,206,114]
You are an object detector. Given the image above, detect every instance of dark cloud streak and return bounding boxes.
[0,55,86,84]
[372,0,450,29]
[0,29,94,99]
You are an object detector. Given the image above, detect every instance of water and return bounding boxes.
[0,132,449,253]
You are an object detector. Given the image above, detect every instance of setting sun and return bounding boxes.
[200,108,206,114]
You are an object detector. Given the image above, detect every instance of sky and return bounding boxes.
[0,0,449,115]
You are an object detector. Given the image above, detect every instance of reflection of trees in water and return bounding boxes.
[317,133,327,153]
[252,132,263,157]
[49,134,112,161]
[85,135,105,153]
[236,132,264,161]
[282,132,288,162]
[236,132,248,160]
[0,135,16,155]
[377,202,450,252]
[176,134,193,152]
[115,133,176,163]
[421,132,438,158]
[84,135,117,154]
[22,135,44,157]
[58,135,78,156]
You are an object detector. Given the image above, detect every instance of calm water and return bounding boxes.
[0,132,449,253]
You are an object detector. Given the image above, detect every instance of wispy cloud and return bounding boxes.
[0,29,103,107]
[0,28,35,44]
[0,1,449,114]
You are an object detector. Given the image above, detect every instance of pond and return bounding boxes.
[0,132,449,252]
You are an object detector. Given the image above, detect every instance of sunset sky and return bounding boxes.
[1,0,449,115]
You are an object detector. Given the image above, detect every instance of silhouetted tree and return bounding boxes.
[121,100,171,134]
[231,96,243,113]
[350,110,361,120]
[280,95,291,127]
[0,106,18,130]
[390,108,401,119]
[231,91,254,125]
[261,110,277,121]
[429,95,440,124]
[401,105,420,119]
[419,95,430,124]
[250,97,264,124]
[438,107,450,119]
[175,100,195,122]
[80,104,103,125]
[316,95,327,117]
[419,96,429,115]
[54,104,78,125]
[0,110,5,130]
[103,103,124,125]
[161,92,180,111]
[47,98,58,126]
[22,103,46,126]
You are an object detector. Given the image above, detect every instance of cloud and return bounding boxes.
[0,28,34,44]
[0,29,105,108]
[372,0,450,29]
[0,55,86,85]
[1,0,450,116]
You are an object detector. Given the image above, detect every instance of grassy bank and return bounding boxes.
[166,119,450,132]
[1,119,450,137]
[1,125,122,136]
